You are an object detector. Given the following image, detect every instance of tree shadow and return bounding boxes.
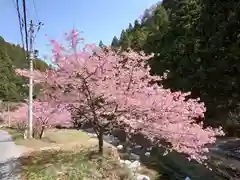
[0,157,21,180]
[139,149,216,180]
[63,126,239,179]
[113,131,226,180]
[139,145,240,180]
[0,139,14,143]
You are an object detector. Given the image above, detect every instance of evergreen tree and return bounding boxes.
[0,36,4,44]
[113,0,240,136]
[128,23,133,31]
[0,37,49,102]
[0,48,22,101]
[118,30,126,47]
[111,36,119,47]
[98,40,104,48]
[134,20,140,29]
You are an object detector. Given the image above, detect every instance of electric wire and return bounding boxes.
[12,0,25,50]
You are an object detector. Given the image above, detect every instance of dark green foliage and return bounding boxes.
[128,23,133,31]
[0,40,49,102]
[0,36,5,43]
[98,40,105,48]
[0,49,23,102]
[111,36,119,47]
[133,20,140,29]
[112,0,240,135]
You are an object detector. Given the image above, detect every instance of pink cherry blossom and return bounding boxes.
[14,30,225,162]
[3,101,71,139]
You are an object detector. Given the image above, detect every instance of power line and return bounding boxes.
[22,0,29,55]
[32,0,44,43]
[30,0,44,47]
[30,21,44,44]
[17,0,44,139]
[12,0,43,139]
[12,0,25,49]
[32,0,39,22]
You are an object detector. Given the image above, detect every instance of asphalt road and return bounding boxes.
[0,130,21,180]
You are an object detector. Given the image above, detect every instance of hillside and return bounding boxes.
[111,0,240,136]
[0,38,49,102]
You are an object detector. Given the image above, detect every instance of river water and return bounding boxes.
[82,128,240,180]
[207,138,240,179]
[118,137,240,179]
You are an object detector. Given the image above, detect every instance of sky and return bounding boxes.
[0,0,160,63]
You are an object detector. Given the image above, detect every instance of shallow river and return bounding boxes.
[83,128,240,180]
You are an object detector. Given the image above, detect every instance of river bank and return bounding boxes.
[81,127,240,180]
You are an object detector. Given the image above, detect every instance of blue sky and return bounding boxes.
[0,0,159,62]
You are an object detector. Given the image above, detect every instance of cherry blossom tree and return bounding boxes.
[2,101,71,139]
[1,103,27,132]
[15,29,224,163]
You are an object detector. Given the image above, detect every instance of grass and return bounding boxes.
[2,127,232,180]
[19,148,131,180]
[2,127,160,179]
[2,127,102,150]
[1,127,23,141]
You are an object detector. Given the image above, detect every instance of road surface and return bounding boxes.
[0,130,21,180]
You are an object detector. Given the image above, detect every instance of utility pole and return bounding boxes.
[21,0,43,139]
[28,20,34,139]
[22,0,33,138]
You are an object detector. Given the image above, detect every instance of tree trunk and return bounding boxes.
[123,134,129,152]
[97,128,104,155]
[39,126,45,139]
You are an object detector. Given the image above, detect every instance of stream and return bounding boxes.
[82,128,240,180]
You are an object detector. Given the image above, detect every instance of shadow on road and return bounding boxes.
[0,139,14,143]
[0,157,21,180]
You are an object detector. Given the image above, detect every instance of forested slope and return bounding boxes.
[111,0,240,136]
[0,37,48,102]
